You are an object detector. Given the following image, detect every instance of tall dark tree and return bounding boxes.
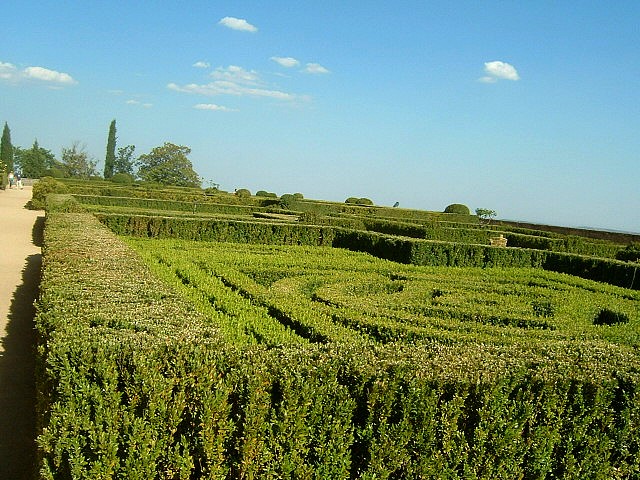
[137,142,200,187]
[1,122,13,173]
[104,119,116,179]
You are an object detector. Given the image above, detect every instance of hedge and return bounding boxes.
[96,213,640,290]
[36,209,640,478]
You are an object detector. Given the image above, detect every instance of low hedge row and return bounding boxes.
[37,210,640,478]
[97,214,639,290]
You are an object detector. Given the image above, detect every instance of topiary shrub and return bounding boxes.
[444,203,470,215]
[235,188,251,198]
[111,172,135,184]
[256,190,278,198]
[29,177,69,210]
[293,193,304,200]
[279,194,297,210]
[356,198,374,206]
[345,197,359,204]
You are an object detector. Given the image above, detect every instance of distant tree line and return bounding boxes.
[1,119,202,188]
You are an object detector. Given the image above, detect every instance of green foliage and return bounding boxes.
[1,121,13,172]
[61,142,98,179]
[617,243,640,263]
[13,140,58,178]
[36,212,640,478]
[29,177,69,209]
[137,142,201,187]
[256,190,278,198]
[110,172,134,184]
[104,119,116,179]
[345,197,359,204]
[476,207,497,223]
[235,188,251,198]
[445,203,471,215]
[114,144,136,175]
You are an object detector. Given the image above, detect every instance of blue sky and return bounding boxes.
[2,1,639,232]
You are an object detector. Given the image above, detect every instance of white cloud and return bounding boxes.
[211,65,260,85]
[23,66,77,84]
[219,17,257,33]
[194,103,237,112]
[271,56,300,68]
[193,61,210,69]
[480,61,520,82]
[0,62,17,80]
[305,63,330,74]
[0,61,77,85]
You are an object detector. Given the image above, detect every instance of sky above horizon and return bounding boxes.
[2,1,639,233]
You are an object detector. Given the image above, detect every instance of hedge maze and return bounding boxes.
[35,180,640,479]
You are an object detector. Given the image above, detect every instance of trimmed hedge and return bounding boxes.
[97,213,640,290]
[36,210,640,478]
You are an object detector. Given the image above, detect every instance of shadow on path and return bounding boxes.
[0,215,44,479]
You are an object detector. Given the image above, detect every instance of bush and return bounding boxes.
[111,172,135,184]
[293,192,304,200]
[279,194,297,210]
[356,198,374,206]
[444,203,470,215]
[235,188,251,198]
[43,166,69,178]
[256,190,278,198]
[29,177,69,209]
[345,197,359,204]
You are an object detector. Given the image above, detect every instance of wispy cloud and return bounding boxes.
[168,81,295,101]
[168,64,303,102]
[0,60,77,85]
[126,99,153,108]
[194,103,237,112]
[193,61,210,69]
[479,61,520,83]
[218,17,257,33]
[305,63,330,74]
[271,56,300,68]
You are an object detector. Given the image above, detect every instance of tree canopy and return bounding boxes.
[114,145,136,175]
[61,142,97,179]
[14,140,57,178]
[137,142,200,187]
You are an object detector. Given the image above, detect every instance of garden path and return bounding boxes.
[0,185,43,479]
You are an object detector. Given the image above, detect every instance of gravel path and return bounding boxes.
[0,186,43,480]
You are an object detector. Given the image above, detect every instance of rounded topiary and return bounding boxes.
[356,198,374,206]
[111,172,135,184]
[256,190,277,198]
[279,193,297,209]
[235,188,251,198]
[293,192,304,200]
[444,203,470,215]
[345,197,359,204]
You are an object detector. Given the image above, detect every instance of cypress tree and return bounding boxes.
[1,122,13,173]
[104,119,116,179]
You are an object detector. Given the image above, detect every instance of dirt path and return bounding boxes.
[0,186,43,480]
